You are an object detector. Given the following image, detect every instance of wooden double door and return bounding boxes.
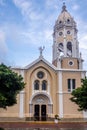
[34,104,46,121]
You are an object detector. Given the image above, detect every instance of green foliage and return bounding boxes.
[0,63,25,109]
[70,77,87,111]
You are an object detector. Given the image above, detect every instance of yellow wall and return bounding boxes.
[0,60,85,119]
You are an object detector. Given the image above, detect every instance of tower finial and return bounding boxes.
[62,2,67,12]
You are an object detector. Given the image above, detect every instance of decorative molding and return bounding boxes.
[24,56,57,71]
[29,92,53,105]
[12,57,86,75]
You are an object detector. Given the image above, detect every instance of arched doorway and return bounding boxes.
[34,104,46,121]
[29,93,53,121]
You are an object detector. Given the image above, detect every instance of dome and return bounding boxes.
[58,3,72,23]
[54,3,77,30]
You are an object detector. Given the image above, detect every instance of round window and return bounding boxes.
[69,61,74,66]
[37,71,44,79]
[67,30,70,34]
[59,32,63,36]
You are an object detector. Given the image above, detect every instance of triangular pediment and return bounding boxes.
[24,56,57,71]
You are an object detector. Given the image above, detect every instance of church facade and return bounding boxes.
[0,4,87,120]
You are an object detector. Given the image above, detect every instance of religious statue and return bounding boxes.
[39,46,45,57]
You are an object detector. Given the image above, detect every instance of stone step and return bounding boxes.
[60,118,87,122]
[4,128,56,130]
[0,117,25,122]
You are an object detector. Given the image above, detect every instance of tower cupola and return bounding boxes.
[54,3,77,34]
[52,3,83,69]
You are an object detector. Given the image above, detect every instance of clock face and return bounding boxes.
[37,71,44,79]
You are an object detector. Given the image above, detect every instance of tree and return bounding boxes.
[0,64,25,109]
[70,77,87,111]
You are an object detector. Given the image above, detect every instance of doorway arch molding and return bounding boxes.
[29,92,53,120]
[29,92,53,105]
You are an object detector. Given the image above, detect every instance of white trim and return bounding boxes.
[57,69,86,72]
[19,69,24,117]
[20,70,24,78]
[19,91,25,118]
[24,56,56,70]
[57,58,61,69]
[20,70,24,82]
[58,71,63,118]
[83,111,87,118]
[63,27,67,57]
[12,57,86,74]
[81,72,85,79]
[72,29,76,57]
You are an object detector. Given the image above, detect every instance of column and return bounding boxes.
[72,28,76,57]
[81,72,85,79]
[48,81,50,94]
[57,58,61,69]
[48,104,52,114]
[19,91,25,118]
[83,111,87,118]
[63,27,67,57]
[58,71,63,118]
[29,104,33,113]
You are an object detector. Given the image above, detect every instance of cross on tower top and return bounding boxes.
[62,2,67,12]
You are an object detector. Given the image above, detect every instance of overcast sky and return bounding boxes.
[0,0,87,70]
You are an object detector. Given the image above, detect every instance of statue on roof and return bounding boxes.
[39,46,45,57]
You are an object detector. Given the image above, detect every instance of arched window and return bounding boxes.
[67,19,70,24]
[34,80,39,90]
[42,80,47,90]
[59,43,63,50]
[59,20,62,24]
[67,42,72,56]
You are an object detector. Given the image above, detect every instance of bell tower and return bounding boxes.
[52,3,83,69]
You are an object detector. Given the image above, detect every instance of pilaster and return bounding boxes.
[19,91,25,118]
[58,71,63,118]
